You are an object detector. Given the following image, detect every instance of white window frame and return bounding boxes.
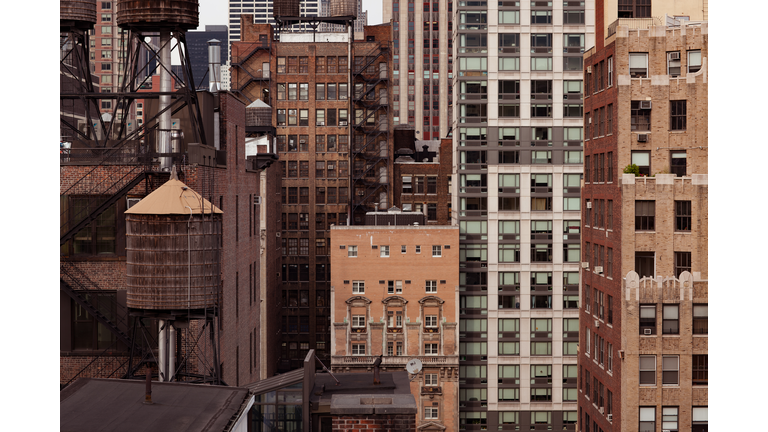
[432,245,442,257]
[352,315,366,328]
[426,280,437,293]
[425,373,438,386]
[352,343,366,355]
[425,315,438,327]
[425,407,439,419]
[348,245,357,257]
[380,245,390,257]
[401,245,407,254]
[607,56,613,86]
[629,53,649,78]
[416,245,421,253]
[425,343,439,355]
[352,280,365,294]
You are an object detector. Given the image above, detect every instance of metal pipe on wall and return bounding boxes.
[159,31,172,171]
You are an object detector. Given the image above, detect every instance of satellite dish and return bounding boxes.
[405,358,423,375]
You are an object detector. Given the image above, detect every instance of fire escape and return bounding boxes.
[350,42,390,223]
[59,25,209,386]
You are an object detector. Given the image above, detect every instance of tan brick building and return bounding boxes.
[580,12,708,432]
[330,224,460,431]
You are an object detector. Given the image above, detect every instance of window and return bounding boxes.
[668,51,681,76]
[693,304,708,334]
[531,57,552,71]
[425,343,439,355]
[69,292,123,350]
[693,355,708,385]
[635,201,655,231]
[416,245,421,254]
[636,252,654,278]
[688,50,702,73]
[531,412,551,428]
[401,245,407,254]
[352,280,365,294]
[639,407,655,432]
[639,355,656,385]
[426,280,437,293]
[630,101,651,131]
[425,315,438,328]
[661,407,679,432]
[693,407,708,432]
[631,151,650,176]
[607,343,613,372]
[380,245,390,257]
[640,304,656,334]
[629,53,648,78]
[352,343,366,355]
[432,245,442,257]
[674,251,691,278]
[316,109,325,126]
[425,407,439,419]
[499,57,520,71]
[670,100,687,130]
[352,315,366,328]
[425,373,438,386]
[348,246,357,257]
[662,305,679,334]
[663,356,679,385]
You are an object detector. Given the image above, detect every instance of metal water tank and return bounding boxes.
[116,0,199,30]
[273,0,300,18]
[330,0,357,18]
[125,177,222,311]
[60,0,98,29]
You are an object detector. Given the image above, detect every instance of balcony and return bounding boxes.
[423,326,440,334]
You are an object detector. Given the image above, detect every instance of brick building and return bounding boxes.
[393,138,453,225]
[60,90,283,387]
[329,223,460,431]
[231,16,393,371]
[579,8,708,432]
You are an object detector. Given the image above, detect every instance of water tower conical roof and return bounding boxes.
[126,178,222,215]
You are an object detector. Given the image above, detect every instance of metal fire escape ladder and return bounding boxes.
[350,42,390,218]
[60,271,133,348]
[231,41,271,105]
[60,169,149,246]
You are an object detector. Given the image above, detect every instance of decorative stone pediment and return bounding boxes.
[419,296,445,305]
[382,295,408,306]
[346,296,372,306]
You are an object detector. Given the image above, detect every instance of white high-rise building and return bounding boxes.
[452,1,593,430]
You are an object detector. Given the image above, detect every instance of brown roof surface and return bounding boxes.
[126,178,222,215]
[60,378,248,432]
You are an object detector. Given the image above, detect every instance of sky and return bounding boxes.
[198,0,384,29]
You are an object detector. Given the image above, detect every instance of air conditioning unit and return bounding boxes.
[317,122,324,126]
[253,196,261,205]
[340,121,348,126]
[599,407,604,414]
[595,266,603,274]
[644,328,652,335]
[581,262,589,268]
[640,101,652,109]
[586,201,592,208]
[668,52,680,60]
[587,66,592,73]
[607,414,613,421]
[300,140,306,144]
[638,134,648,142]
[594,320,600,328]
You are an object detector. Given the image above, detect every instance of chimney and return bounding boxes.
[208,39,222,93]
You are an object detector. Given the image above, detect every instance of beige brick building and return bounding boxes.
[580,16,708,432]
[330,223,459,431]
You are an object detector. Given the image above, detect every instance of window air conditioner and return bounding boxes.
[599,407,604,414]
[253,196,261,205]
[317,122,324,126]
[607,414,613,421]
[587,66,592,73]
[595,266,603,274]
[669,52,680,60]
[276,232,280,237]
[637,134,648,143]
[586,201,592,208]
[595,320,600,328]
[581,262,589,268]
[340,121,348,126]
[644,328,652,335]
[640,101,652,109]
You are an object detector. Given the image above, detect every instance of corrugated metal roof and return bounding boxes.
[244,367,304,395]
[125,178,222,215]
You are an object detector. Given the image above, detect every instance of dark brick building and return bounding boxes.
[231,16,393,371]
[392,137,453,225]
[60,90,283,387]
